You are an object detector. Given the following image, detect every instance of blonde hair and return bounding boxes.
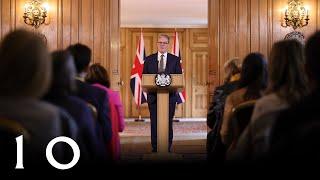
[224,57,241,82]
[224,57,240,68]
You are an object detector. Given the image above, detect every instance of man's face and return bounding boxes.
[157,36,169,54]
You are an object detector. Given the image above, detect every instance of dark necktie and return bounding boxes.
[159,54,164,73]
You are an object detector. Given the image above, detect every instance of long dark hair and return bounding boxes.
[85,63,110,88]
[46,50,77,98]
[305,31,320,88]
[267,39,308,105]
[238,53,268,100]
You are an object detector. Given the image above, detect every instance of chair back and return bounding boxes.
[230,100,256,148]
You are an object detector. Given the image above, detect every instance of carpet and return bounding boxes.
[120,121,207,137]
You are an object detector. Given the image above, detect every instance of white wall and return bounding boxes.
[120,0,208,28]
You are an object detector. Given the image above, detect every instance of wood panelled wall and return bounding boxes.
[120,28,208,118]
[4,0,320,117]
[0,0,120,90]
[208,0,320,104]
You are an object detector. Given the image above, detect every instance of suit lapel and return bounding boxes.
[153,53,158,73]
[165,54,171,74]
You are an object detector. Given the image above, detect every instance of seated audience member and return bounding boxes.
[207,58,241,162]
[86,63,125,161]
[229,39,308,161]
[268,31,320,163]
[0,29,74,167]
[43,50,108,163]
[220,53,268,149]
[67,44,112,150]
[251,40,308,121]
[207,58,241,129]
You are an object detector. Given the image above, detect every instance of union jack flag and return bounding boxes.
[130,31,147,107]
[172,31,186,104]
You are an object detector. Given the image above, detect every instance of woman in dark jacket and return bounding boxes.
[207,58,241,162]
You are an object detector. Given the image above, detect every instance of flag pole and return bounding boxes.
[134,105,145,122]
[131,27,145,122]
[172,27,183,122]
[173,104,180,123]
[137,27,145,122]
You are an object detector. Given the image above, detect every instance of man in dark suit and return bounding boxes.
[143,34,182,152]
[67,44,112,157]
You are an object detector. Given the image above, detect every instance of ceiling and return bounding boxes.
[120,0,208,28]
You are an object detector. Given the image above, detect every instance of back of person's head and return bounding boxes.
[239,53,268,100]
[85,63,110,88]
[267,39,308,105]
[0,29,51,98]
[305,31,320,88]
[47,50,77,97]
[224,57,241,83]
[67,43,91,74]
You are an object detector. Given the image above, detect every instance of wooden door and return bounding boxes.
[189,29,209,117]
[191,51,209,117]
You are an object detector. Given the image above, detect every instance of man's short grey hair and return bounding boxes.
[159,34,170,43]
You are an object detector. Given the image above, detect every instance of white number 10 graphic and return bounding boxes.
[15,135,80,170]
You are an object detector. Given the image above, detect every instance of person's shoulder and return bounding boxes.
[219,82,232,90]
[168,53,180,60]
[230,87,245,97]
[145,53,157,60]
[86,82,105,93]
[225,88,245,103]
[111,90,121,100]
[227,80,239,88]
[80,81,107,97]
[29,100,60,113]
[68,95,91,108]
[92,83,109,93]
[76,80,94,91]
[255,93,279,105]
[213,83,234,96]
[215,84,224,91]
[91,84,108,98]
[66,96,94,118]
[24,100,61,121]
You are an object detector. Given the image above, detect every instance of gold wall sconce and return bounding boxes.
[23,0,49,29]
[281,0,309,30]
